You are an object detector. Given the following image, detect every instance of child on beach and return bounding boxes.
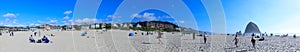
[233,35,239,47]
[251,37,256,48]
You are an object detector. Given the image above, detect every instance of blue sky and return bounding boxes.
[1,0,300,34]
[0,0,76,26]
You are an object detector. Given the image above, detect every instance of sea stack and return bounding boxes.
[244,22,261,35]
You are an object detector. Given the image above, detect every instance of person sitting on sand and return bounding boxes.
[41,36,50,43]
[233,35,239,47]
[294,34,296,38]
[251,37,256,48]
[50,34,55,37]
[203,32,207,44]
[157,31,163,44]
[29,35,35,43]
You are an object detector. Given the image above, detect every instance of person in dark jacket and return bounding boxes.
[233,35,239,47]
[251,37,256,48]
[42,36,50,43]
[203,32,207,44]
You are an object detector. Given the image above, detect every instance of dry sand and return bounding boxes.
[1,29,300,52]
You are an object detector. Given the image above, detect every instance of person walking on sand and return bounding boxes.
[293,34,296,38]
[9,31,14,36]
[203,32,207,44]
[233,35,239,47]
[192,33,196,40]
[157,31,163,44]
[34,31,37,36]
[251,37,256,48]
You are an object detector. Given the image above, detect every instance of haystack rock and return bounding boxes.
[244,22,261,35]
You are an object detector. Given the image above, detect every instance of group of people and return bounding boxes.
[232,33,256,48]
[128,31,164,44]
[192,32,207,44]
[29,35,51,43]
[0,31,14,36]
[29,31,51,43]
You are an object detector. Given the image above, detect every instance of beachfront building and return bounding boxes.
[41,24,53,31]
[142,21,177,29]
[244,22,261,35]
[8,27,29,31]
[136,21,179,32]
[52,26,62,31]
[119,22,134,30]
[0,26,9,31]
[90,23,101,29]
[136,24,142,28]
[80,24,90,30]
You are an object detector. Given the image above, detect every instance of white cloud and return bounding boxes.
[63,16,69,20]
[75,18,98,24]
[179,20,185,24]
[165,16,172,18]
[107,15,121,19]
[49,19,58,24]
[130,12,157,21]
[30,23,35,26]
[3,13,17,18]
[64,10,73,15]
[5,18,9,22]
[13,19,17,24]
[130,13,141,18]
[37,20,43,23]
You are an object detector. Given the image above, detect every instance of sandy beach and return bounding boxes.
[1,29,300,52]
